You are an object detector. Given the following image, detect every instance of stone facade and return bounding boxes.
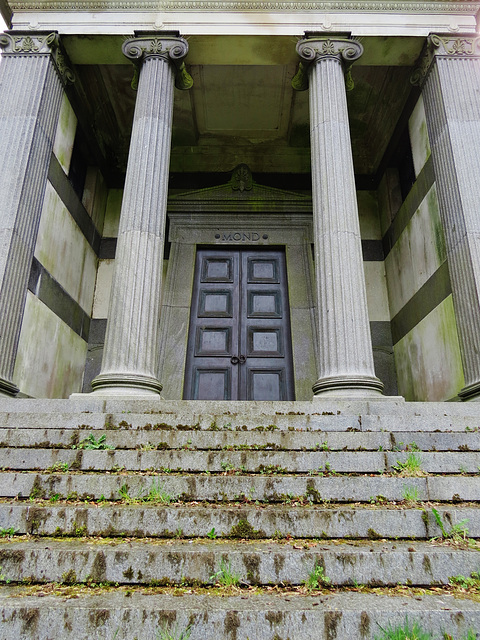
[1,1,480,401]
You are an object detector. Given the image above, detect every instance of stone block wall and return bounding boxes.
[379,95,464,401]
[358,191,398,397]
[13,94,107,398]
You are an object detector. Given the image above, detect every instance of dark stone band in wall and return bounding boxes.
[99,238,117,259]
[48,153,102,256]
[82,318,107,392]
[382,155,435,258]
[390,260,452,345]
[370,320,397,396]
[361,239,384,261]
[28,257,90,342]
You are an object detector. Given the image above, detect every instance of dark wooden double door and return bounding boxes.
[184,248,294,400]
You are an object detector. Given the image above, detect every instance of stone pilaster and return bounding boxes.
[412,35,480,400]
[294,38,383,397]
[91,36,192,395]
[0,32,74,397]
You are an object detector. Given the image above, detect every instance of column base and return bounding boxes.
[312,374,384,398]
[0,377,19,397]
[91,372,162,396]
[458,381,480,401]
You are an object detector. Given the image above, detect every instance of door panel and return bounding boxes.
[184,247,294,400]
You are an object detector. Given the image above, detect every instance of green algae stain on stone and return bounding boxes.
[409,95,431,177]
[419,120,431,163]
[427,186,446,264]
[53,94,77,173]
[13,293,87,398]
[394,296,464,402]
[229,519,264,539]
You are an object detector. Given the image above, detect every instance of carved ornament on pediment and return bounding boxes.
[411,34,480,86]
[293,38,363,91]
[0,32,75,84]
[231,164,253,192]
[9,1,480,13]
[122,36,193,90]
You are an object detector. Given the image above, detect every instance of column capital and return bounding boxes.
[122,35,193,90]
[0,31,75,85]
[411,34,480,87]
[293,37,363,92]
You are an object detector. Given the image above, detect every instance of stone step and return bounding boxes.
[2,472,479,503]
[1,428,479,451]
[0,539,478,587]
[1,504,478,539]
[1,409,480,432]
[1,447,479,473]
[0,588,479,640]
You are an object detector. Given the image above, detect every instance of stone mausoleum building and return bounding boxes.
[0,0,480,404]
[2,3,480,638]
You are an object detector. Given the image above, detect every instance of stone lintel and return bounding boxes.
[8,0,480,12]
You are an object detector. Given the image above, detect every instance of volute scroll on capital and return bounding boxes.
[411,34,480,87]
[292,38,363,92]
[0,31,75,85]
[122,36,193,90]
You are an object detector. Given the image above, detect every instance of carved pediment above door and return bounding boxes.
[168,165,312,215]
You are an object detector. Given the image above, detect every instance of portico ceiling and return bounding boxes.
[66,34,421,183]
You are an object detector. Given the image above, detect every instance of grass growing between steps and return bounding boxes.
[118,480,176,505]
[374,618,477,640]
[209,558,241,587]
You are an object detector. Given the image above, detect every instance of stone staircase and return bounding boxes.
[0,397,479,639]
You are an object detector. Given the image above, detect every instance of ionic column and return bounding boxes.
[0,32,74,397]
[412,35,480,400]
[293,38,383,397]
[91,36,192,395]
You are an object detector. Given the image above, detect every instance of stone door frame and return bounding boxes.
[158,211,317,400]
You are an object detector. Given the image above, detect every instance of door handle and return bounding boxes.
[230,355,246,365]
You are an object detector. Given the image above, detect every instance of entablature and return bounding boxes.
[7,0,480,38]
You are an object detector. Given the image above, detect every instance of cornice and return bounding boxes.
[9,0,480,13]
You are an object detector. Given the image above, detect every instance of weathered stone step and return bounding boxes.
[2,472,479,503]
[1,447,479,473]
[1,504,478,539]
[1,588,479,640]
[2,428,479,451]
[0,539,478,587]
[1,408,480,433]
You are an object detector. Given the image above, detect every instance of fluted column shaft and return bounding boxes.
[92,36,192,395]
[412,35,480,400]
[0,32,73,397]
[295,38,383,397]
